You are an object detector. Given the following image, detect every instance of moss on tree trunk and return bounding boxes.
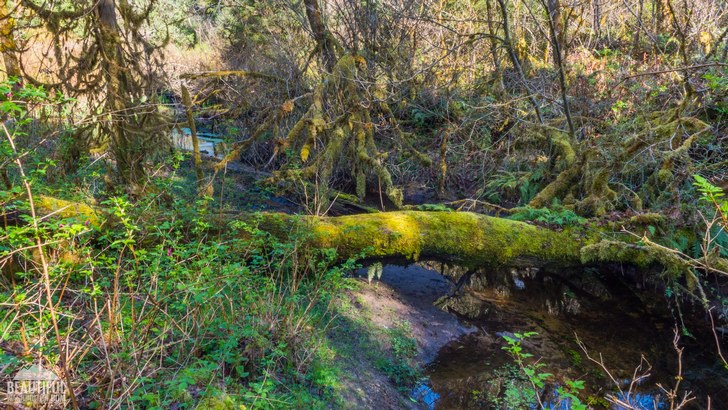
[33,195,725,281]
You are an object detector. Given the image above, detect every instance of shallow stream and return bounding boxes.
[364,263,728,409]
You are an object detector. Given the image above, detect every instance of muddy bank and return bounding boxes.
[329,264,474,409]
[352,264,477,363]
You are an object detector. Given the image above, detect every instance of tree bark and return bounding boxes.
[496,0,544,124]
[0,2,21,79]
[592,0,602,40]
[303,0,338,73]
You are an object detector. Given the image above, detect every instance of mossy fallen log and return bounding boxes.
[33,195,585,268]
[31,195,726,278]
[305,211,584,268]
[35,195,103,226]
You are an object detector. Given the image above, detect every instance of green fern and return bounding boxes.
[692,175,728,257]
[367,262,383,284]
[709,226,728,257]
[508,205,586,226]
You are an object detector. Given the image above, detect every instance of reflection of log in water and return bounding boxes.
[423,265,728,409]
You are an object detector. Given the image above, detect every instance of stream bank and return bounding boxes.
[330,263,728,409]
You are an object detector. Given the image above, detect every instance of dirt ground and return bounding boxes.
[330,264,475,409]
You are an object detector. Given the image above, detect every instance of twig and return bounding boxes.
[616,63,727,86]
[707,308,728,369]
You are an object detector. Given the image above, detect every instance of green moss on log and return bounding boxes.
[308,211,583,268]
[30,195,726,282]
[36,195,104,226]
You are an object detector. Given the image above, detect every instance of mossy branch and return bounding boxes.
[33,196,727,281]
[180,70,285,83]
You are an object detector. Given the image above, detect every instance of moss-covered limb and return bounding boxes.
[518,124,576,171]
[579,239,711,303]
[516,122,586,211]
[623,113,710,156]
[306,210,585,268]
[525,110,712,215]
[629,212,667,225]
[580,240,691,273]
[575,150,619,216]
[262,55,408,209]
[179,70,285,83]
[35,195,106,227]
[528,164,580,209]
[378,100,432,167]
[401,199,514,215]
[31,195,727,278]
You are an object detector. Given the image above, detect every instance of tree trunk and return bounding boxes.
[544,0,576,139]
[632,0,644,53]
[34,195,726,278]
[485,0,505,94]
[592,0,602,40]
[303,0,338,73]
[0,2,21,79]
[97,0,145,189]
[496,0,544,124]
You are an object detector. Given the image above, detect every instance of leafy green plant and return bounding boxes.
[508,204,587,226]
[374,321,420,390]
[501,332,587,410]
[693,175,728,258]
[611,99,629,115]
[694,175,728,223]
[484,168,545,205]
[485,364,536,409]
[367,262,384,284]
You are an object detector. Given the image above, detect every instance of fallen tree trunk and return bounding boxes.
[32,195,726,278]
[304,211,584,268]
[32,195,590,269]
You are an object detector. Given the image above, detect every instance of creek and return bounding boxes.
[360,263,728,409]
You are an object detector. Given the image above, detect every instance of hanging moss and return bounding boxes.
[257,54,433,208]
